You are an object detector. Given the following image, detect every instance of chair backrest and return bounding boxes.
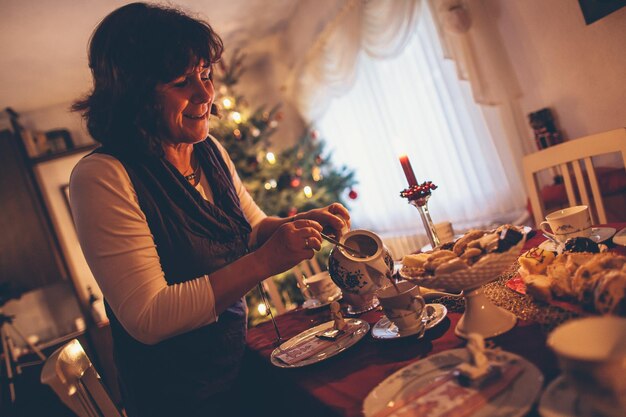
[41,339,123,417]
[522,127,626,226]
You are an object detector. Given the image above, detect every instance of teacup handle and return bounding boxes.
[539,221,557,241]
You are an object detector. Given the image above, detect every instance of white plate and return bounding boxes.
[270,318,369,368]
[301,290,342,310]
[371,304,448,340]
[589,226,616,243]
[614,227,626,246]
[363,349,543,417]
[538,239,563,254]
[538,376,596,417]
[538,227,617,253]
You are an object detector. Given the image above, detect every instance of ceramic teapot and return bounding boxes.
[328,229,394,314]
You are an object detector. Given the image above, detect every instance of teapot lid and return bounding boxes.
[339,229,384,261]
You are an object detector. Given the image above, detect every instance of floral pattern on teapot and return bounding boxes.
[328,248,394,295]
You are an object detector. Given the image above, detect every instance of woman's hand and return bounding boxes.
[295,203,351,239]
[253,219,323,277]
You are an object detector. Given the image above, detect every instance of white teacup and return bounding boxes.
[547,316,626,416]
[375,281,426,332]
[298,271,340,303]
[539,205,592,243]
[306,271,340,300]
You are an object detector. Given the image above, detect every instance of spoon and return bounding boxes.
[320,232,368,258]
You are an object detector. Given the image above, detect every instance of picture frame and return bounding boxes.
[61,184,73,221]
[46,129,74,153]
[578,0,626,24]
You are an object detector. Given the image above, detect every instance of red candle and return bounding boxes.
[399,154,418,186]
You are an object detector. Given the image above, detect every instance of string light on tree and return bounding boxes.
[222,97,234,109]
[266,151,276,165]
[230,111,242,123]
[312,166,322,181]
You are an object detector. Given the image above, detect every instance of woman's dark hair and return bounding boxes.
[72,2,223,155]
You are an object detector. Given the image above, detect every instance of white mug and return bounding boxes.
[547,316,626,416]
[539,205,592,243]
[375,281,426,332]
[299,271,340,302]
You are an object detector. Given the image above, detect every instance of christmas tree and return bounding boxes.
[213,51,357,324]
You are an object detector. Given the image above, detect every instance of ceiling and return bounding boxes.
[0,0,326,112]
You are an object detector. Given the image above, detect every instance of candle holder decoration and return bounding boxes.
[400,181,440,249]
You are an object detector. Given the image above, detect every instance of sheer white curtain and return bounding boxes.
[292,0,527,236]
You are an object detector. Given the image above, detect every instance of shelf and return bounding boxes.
[30,143,99,164]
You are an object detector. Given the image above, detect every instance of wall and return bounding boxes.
[486,0,626,140]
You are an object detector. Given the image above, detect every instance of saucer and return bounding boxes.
[614,227,626,246]
[302,290,342,310]
[371,303,447,340]
[589,226,616,243]
[538,227,616,253]
[538,376,597,417]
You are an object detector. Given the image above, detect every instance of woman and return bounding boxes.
[69,3,350,416]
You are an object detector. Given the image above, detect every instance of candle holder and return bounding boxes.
[400,181,440,249]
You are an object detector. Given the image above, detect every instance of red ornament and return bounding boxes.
[290,177,301,188]
[315,155,323,164]
[348,189,358,200]
[310,130,319,140]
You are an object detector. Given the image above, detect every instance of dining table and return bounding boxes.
[242,223,626,417]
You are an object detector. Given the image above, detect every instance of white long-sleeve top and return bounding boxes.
[69,137,266,345]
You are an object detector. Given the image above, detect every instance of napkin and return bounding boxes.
[371,362,523,417]
[274,322,358,365]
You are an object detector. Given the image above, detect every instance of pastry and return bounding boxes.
[424,255,458,273]
[452,230,485,255]
[518,248,556,277]
[460,247,483,263]
[435,257,469,275]
[523,274,553,302]
[564,237,600,253]
[546,262,575,298]
[402,253,430,268]
[477,233,499,253]
[594,270,626,315]
[495,227,525,253]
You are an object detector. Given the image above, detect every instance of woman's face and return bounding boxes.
[155,61,214,145]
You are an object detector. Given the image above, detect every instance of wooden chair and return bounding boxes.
[41,339,123,417]
[523,127,626,226]
[260,257,326,316]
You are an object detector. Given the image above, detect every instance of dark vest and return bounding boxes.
[95,139,251,417]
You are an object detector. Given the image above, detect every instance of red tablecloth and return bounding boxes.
[243,224,625,417]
